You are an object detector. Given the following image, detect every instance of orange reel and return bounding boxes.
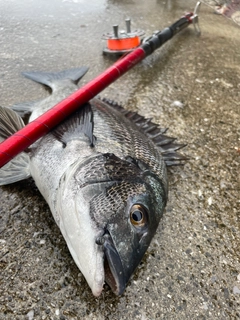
[103,19,144,55]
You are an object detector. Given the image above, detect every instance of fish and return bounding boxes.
[0,67,186,296]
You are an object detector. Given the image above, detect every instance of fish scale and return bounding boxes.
[92,99,167,183]
[90,182,147,225]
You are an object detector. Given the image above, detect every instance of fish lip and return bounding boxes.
[103,232,126,295]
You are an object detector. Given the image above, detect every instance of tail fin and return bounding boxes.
[22,66,89,91]
[11,100,39,117]
[0,107,31,185]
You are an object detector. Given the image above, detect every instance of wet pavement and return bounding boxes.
[0,0,239,319]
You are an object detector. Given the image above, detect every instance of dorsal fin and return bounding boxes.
[101,98,187,166]
[52,103,95,147]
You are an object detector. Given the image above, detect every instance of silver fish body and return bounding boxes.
[0,68,185,296]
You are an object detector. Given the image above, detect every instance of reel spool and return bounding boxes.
[102,19,144,55]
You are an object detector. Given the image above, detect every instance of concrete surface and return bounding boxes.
[0,0,239,319]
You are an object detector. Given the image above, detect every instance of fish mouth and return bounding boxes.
[103,232,126,295]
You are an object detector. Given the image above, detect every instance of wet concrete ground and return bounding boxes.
[0,0,239,319]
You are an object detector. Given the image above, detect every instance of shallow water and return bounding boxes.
[0,0,239,319]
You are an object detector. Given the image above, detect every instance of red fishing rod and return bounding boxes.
[0,2,201,168]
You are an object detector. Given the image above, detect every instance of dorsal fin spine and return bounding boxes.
[100,97,188,166]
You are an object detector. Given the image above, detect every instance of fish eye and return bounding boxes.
[130,204,148,227]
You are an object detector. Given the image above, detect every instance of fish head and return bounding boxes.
[99,176,167,296]
[57,153,167,296]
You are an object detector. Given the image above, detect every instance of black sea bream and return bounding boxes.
[0,68,186,296]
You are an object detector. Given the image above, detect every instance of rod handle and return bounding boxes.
[142,14,193,56]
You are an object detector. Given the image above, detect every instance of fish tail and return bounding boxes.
[11,100,38,117]
[0,106,31,185]
[22,67,89,91]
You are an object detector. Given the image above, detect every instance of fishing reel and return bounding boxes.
[102,2,201,56]
[102,18,145,55]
